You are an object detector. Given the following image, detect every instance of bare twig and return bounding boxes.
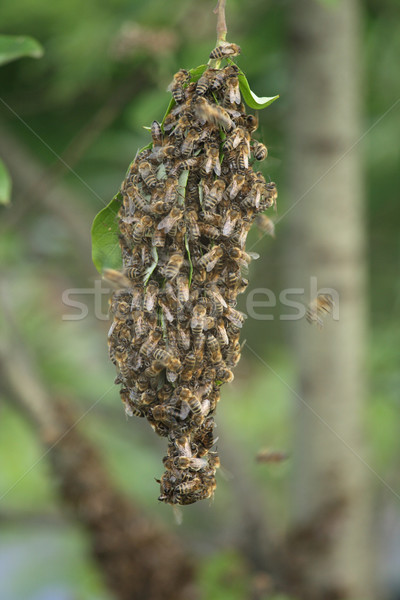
[213,0,227,44]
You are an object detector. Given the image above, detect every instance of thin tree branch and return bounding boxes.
[214,0,227,44]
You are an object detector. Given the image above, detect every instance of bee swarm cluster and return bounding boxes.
[108,46,277,506]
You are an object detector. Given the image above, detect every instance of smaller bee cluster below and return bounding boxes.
[107,45,277,505]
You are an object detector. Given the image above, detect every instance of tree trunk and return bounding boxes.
[284,0,373,598]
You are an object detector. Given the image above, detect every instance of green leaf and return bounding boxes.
[143,247,158,285]
[0,35,43,67]
[161,97,176,128]
[0,159,12,205]
[189,64,208,82]
[185,234,193,286]
[237,69,279,110]
[177,170,189,206]
[91,193,122,273]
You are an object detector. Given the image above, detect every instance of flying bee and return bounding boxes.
[176,274,190,304]
[103,268,132,289]
[138,161,157,188]
[224,306,246,328]
[203,179,225,212]
[209,42,241,59]
[255,214,275,238]
[131,215,153,245]
[256,449,289,464]
[224,74,241,105]
[198,245,224,272]
[206,334,223,364]
[194,97,234,131]
[165,252,184,280]
[185,210,200,239]
[157,207,183,233]
[202,143,221,176]
[139,329,162,356]
[143,280,159,312]
[228,247,260,268]
[181,128,200,158]
[252,140,268,161]
[222,208,241,237]
[226,173,246,199]
[151,120,163,145]
[190,304,207,336]
[306,294,335,329]
[167,69,190,103]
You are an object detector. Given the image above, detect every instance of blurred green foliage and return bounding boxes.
[1,0,400,598]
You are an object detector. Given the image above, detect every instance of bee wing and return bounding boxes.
[180,400,191,420]
[213,161,221,176]
[206,257,220,272]
[222,217,234,237]
[247,252,260,261]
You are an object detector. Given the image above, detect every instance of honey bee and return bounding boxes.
[203,179,225,212]
[172,114,191,142]
[202,143,221,176]
[143,280,159,312]
[222,208,241,237]
[190,304,207,335]
[138,161,157,188]
[256,449,289,464]
[252,141,268,161]
[110,299,131,321]
[145,359,165,378]
[255,214,275,238]
[181,128,200,158]
[198,245,224,272]
[224,75,241,105]
[164,177,179,205]
[194,97,234,131]
[185,210,200,239]
[216,318,229,346]
[139,329,162,356]
[131,215,153,245]
[205,283,227,314]
[153,348,182,372]
[151,120,163,145]
[216,366,234,384]
[158,383,174,402]
[139,389,156,406]
[177,324,191,351]
[149,144,176,163]
[165,252,184,280]
[152,405,179,428]
[126,183,149,214]
[175,456,208,470]
[206,334,223,364]
[224,305,246,328]
[157,207,183,233]
[209,42,241,59]
[226,173,246,199]
[132,310,145,337]
[228,247,260,268]
[306,294,335,328]
[195,68,216,96]
[175,478,200,495]
[176,274,189,304]
[237,144,249,171]
[245,113,259,133]
[120,388,143,418]
[168,69,190,103]
[152,227,166,247]
[180,352,196,381]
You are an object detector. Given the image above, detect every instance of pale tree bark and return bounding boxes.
[284,0,373,598]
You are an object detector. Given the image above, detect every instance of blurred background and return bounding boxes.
[0,0,399,598]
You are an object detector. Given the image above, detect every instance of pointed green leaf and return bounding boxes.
[161,97,176,128]
[189,64,208,82]
[0,159,11,205]
[237,69,279,110]
[177,170,189,206]
[91,193,122,273]
[0,35,43,66]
